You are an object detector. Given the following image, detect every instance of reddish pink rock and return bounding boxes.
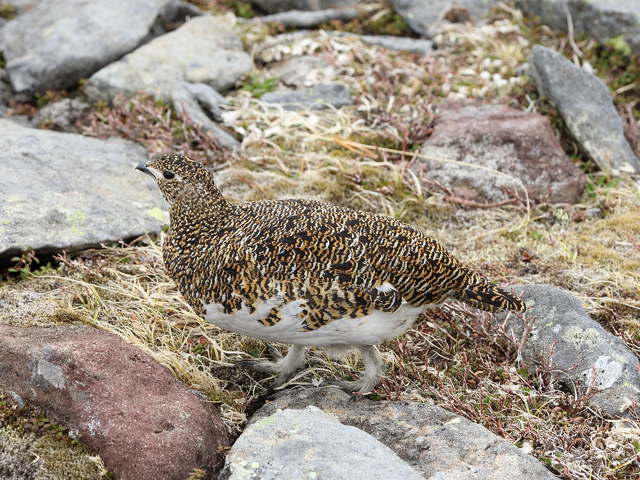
[416,99,587,204]
[0,325,229,480]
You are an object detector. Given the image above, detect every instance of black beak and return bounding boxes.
[136,163,154,178]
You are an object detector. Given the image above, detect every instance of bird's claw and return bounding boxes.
[265,344,283,361]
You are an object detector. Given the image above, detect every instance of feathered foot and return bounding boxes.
[322,345,384,395]
[237,344,306,387]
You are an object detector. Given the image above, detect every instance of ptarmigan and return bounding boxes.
[137,153,525,394]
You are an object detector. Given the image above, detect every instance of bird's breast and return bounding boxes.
[204,297,427,346]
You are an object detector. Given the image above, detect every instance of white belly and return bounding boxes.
[204,297,427,346]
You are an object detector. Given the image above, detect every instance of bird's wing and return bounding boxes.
[218,203,406,329]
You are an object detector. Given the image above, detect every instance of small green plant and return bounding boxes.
[240,73,278,98]
[365,8,412,36]
[0,2,16,19]
[231,1,254,19]
[584,173,621,199]
[527,230,543,241]
[35,90,65,108]
[8,249,38,279]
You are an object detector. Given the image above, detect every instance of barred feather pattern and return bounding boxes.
[149,154,525,334]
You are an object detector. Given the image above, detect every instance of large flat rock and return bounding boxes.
[417,99,586,204]
[219,406,423,480]
[85,15,251,101]
[529,46,640,173]
[2,0,172,95]
[250,387,556,480]
[0,324,230,479]
[261,83,353,110]
[0,119,165,260]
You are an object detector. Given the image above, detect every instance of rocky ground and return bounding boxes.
[0,0,639,479]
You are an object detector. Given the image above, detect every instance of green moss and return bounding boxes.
[239,73,278,98]
[35,90,65,108]
[586,42,640,101]
[348,133,403,151]
[365,8,412,36]
[0,394,108,479]
[318,6,412,36]
[146,207,166,222]
[607,35,632,56]
[229,1,254,19]
[0,3,16,19]
[48,307,85,324]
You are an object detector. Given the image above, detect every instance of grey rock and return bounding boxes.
[2,0,172,95]
[171,83,240,148]
[329,31,434,53]
[261,83,352,110]
[269,55,337,87]
[219,406,424,480]
[358,34,433,54]
[178,82,227,122]
[529,45,640,173]
[391,0,498,37]
[254,7,357,27]
[0,119,165,259]
[252,0,356,14]
[417,99,586,204]
[86,15,250,100]
[85,15,249,148]
[252,387,556,479]
[517,0,640,54]
[585,207,602,218]
[500,284,640,417]
[159,0,204,24]
[33,98,91,132]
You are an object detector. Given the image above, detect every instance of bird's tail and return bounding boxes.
[453,270,526,313]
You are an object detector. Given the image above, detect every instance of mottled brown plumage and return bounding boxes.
[137,153,525,393]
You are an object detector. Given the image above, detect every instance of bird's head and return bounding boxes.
[136,153,224,209]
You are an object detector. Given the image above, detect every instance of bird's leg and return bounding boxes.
[237,344,306,386]
[325,345,385,395]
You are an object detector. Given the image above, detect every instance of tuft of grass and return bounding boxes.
[320,5,413,36]
[239,73,278,98]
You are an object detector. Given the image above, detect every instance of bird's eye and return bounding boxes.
[163,170,175,180]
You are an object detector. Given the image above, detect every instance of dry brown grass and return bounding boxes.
[79,96,233,168]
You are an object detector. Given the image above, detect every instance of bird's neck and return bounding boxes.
[169,183,231,228]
